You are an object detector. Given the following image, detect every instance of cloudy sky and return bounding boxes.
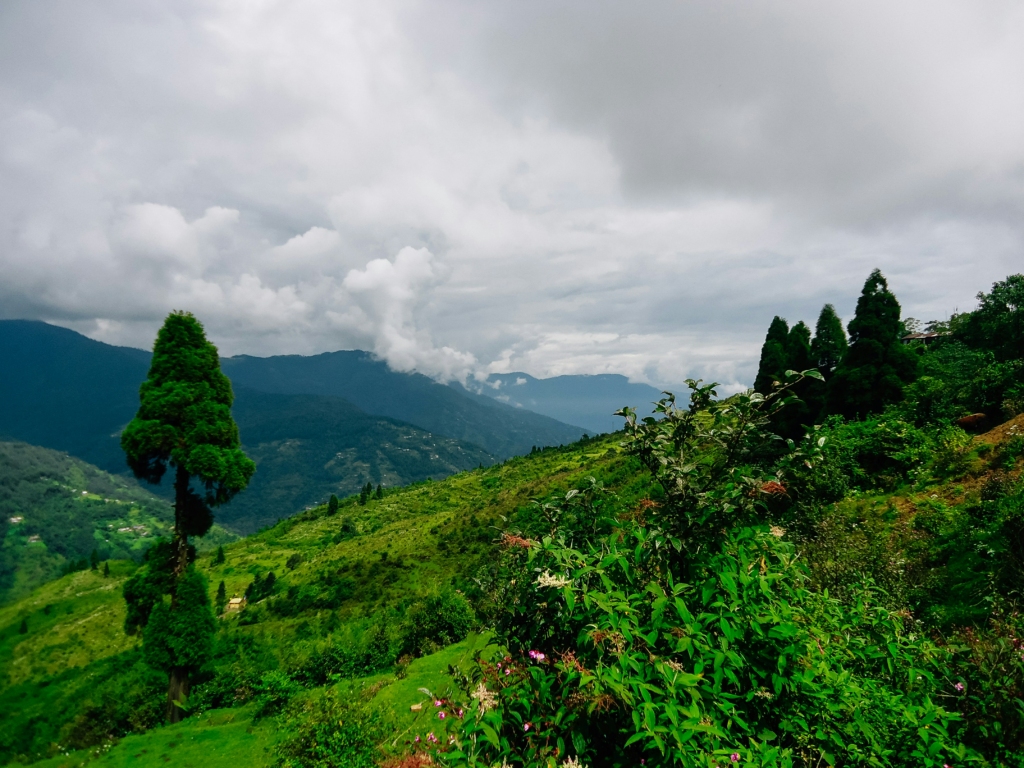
[2,1,1022,392]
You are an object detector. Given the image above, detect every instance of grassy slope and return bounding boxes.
[1,433,643,765]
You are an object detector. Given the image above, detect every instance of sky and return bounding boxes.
[2,0,1023,393]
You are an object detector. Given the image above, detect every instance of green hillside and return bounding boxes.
[0,433,638,765]
[221,390,495,533]
[0,442,235,604]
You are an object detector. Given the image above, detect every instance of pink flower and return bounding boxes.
[438,711,446,719]
[730,754,740,763]
[415,736,420,743]
[524,722,532,732]
[954,682,965,692]
[457,708,464,718]
[427,732,438,743]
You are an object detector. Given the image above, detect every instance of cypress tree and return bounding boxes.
[215,580,227,616]
[787,322,813,372]
[810,304,848,380]
[120,311,255,722]
[375,484,383,500]
[327,494,339,516]
[825,270,918,419]
[214,545,225,565]
[103,562,110,578]
[753,316,791,395]
[90,548,100,571]
[19,617,28,634]
[771,321,814,438]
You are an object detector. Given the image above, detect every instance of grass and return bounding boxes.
[21,707,279,768]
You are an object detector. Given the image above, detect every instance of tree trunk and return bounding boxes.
[166,666,190,723]
[168,465,191,721]
[173,464,190,578]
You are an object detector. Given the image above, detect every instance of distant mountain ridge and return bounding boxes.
[220,351,586,457]
[467,372,664,435]
[0,320,586,531]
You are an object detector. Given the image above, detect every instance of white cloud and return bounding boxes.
[1,0,1022,390]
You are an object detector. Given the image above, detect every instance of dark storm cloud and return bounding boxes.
[1,1,1021,392]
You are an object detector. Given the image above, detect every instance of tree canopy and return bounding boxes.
[955,273,1024,362]
[810,303,847,379]
[120,311,255,525]
[825,269,917,418]
[753,316,790,395]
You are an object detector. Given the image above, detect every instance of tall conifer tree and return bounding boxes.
[787,322,813,372]
[825,270,917,418]
[753,316,790,395]
[810,304,848,380]
[120,311,255,722]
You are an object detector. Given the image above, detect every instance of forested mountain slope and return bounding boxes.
[225,389,494,533]
[220,351,587,456]
[0,441,235,605]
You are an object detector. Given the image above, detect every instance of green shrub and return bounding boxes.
[253,670,301,719]
[400,590,476,657]
[274,687,386,768]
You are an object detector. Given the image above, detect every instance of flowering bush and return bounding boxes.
[432,379,978,767]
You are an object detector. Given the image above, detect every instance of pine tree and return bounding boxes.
[215,580,227,616]
[359,484,369,506]
[327,494,339,516]
[753,316,790,395]
[90,548,100,571]
[375,484,383,500]
[103,562,110,578]
[825,270,918,419]
[810,304,848,380]
[19,617,28,634]
[120,311,255,722]
[214,545,225,565]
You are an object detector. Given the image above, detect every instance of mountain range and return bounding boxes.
[1,320,668,532]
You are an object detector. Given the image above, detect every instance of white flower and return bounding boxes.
[471,682,498,712]
[769,525,785,538]
[561,757,586,768]
[536,570,572,589]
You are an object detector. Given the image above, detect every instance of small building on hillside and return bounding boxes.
[226,596,246,612]
[901,332,946,345]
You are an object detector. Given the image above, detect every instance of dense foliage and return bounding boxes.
[436,379,973,767]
